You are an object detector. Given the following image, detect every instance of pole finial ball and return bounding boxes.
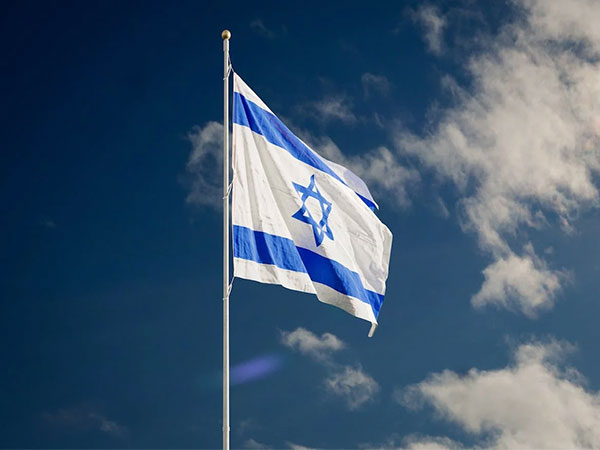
[222,30,231,40]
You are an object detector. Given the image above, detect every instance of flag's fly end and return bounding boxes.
[368,323,377,338]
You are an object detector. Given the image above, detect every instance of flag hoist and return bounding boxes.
[220,30,392,450]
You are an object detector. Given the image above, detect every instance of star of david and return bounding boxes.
[292,174,334,247]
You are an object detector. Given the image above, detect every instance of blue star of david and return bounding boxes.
[292,174,334,247]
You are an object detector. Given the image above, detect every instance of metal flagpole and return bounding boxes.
[221,29,231,450]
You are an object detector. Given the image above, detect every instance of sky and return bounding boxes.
[2,0,600,448]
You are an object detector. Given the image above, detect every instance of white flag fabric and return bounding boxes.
[232,73,392,335]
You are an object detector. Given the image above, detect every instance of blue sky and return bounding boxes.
[2,0,600,448]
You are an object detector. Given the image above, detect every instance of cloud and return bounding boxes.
[325,366,380,410]
[42,406,128,438]
[305,95,357,124]
[250,19,287,40]
[238,418,256,435]
[305,135,419,209]
[184,121,223,209]
[244,438,271,449]
[250,19,276,39]
[412,5,447,54]
[359,433,462,449]
[397,340,600,449]
[434,196,450,218]
[404,436,461,450]
[281,327,344,362]
[93,413,127,437]
[348,146,419,209]
[523,0,600,50]
[472,243,569,316]
[245,438,314,449]
[397,0,600,315]
[41,217,56,229]
[285,441,315,450]
[361,73,391,98]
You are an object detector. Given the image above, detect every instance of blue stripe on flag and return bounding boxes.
[233,224,384,318]
[233,92,377,211]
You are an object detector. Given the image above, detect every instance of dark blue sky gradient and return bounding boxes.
[2,1,599,448]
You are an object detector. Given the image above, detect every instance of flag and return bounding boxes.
[231,74,392,335]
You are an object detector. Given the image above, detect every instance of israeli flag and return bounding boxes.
[232,74,392,335]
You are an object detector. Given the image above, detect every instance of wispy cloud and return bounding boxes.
[361,73,391,98]
[250,19,287,40]
[412,5,447,55]
[41,217,56,229]
[244,438,315,449]
[402,435,462,450]
[238,418,257,435]
[244,438,271,449]
[359,433,462,449]
[42,406,128,438]
[397,0,600,315]
[285,441,316,450]
[325,365,380,410]
[397,339,600,449]
[306,95,357,124]
[184,121,223,209]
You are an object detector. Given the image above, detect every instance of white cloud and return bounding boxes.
[250,19,276,39]
[308,95,357,124]
[413,5,447,55]
[244,438,271,449]
[250,19,287,40]
[434,196,450,219]
[281,327,344,362]
[358,435,401,449]
[398,340,600,449]
[361,73,392,98]
[359,433,461,449]
[184,121,223,209]
[306,135,419,209]
[325,366,380,410]
[403,435,461,450]
[245,438,314,449]
[285,441,315,450]
[472,244,568,316]
[397,0,600,315]
[238,418,256,435]
[350,146,419,209]
[522,0,600,50]
[92,413,127,437]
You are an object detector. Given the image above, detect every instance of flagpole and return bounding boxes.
[222,29,231,450]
